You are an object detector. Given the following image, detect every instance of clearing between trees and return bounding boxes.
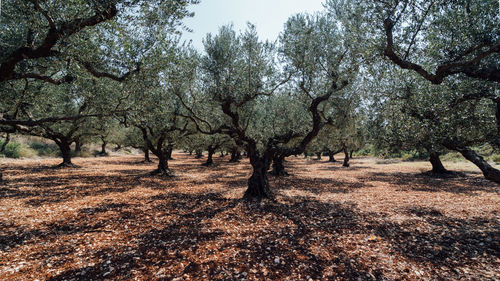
[0,153,499,280]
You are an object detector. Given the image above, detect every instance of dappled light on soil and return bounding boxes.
[1,154,499,280]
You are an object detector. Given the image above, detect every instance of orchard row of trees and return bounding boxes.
[1,0,498,199]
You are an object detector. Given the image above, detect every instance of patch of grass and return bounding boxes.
[489,154,500,164]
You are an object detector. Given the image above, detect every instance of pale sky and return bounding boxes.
[181,0,326,50]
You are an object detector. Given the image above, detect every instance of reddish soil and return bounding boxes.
[0,154,499,280]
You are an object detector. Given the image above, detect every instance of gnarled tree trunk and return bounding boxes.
[203,145,215,166]
[270,154,288,176]
[245,153,273,200]
[229,149,241,162]
[429,152,449,174]
[328,151,336,162]
[443,141,500,184]
[328,148,343,162]
[316,152,322,160]
[342,148,350,167]
[55,139,73,167]
[151,150,173,177]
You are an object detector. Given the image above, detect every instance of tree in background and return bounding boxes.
[342,0,500,181]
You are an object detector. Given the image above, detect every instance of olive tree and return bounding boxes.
[180,9,361,199]
[343,0,500,182]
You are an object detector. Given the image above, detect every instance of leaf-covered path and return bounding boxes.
[1,154,499,280]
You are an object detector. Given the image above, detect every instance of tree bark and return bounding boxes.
[56,139,73,167]
[203,146,215,166]
[166,143,174,160]
[244,153,273,200]
[270,154,288,176]
[350,150,354,159]
[429,152,449,174]
[151,151,172,177]
[328,151,336,162]
[342,148,350,167]
[443,141,500,184]
[229,149,241,162]
[316,152,322,160]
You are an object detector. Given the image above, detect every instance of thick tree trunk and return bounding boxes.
[342,148,350,167]
[166,143,174,160]
[304,152,308,159]
[429,152,449,174]
[203,146,215,166]
[270,154,288,176]
[350,150,354,159]
[244,154,273,200]
[229,149,241,162]
[56,140,73,167]
[151,151,173,177]
[1,134,10,153]
[316,152,322,160]
[328,151,336,162]
[443,141,500,184]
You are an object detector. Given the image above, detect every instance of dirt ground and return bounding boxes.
[0,153,499,280]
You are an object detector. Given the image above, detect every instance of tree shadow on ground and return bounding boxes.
[271,175,371,194]
[372,205,500,271]
[361,171,500,194]
[48,193,381,280]
[0,173,144,206]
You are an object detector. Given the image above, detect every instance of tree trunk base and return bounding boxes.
[421,170,462,178]
[201,162,215,167]
[150,168,174,177]
[244,168,273,200]
[55,162,77,169]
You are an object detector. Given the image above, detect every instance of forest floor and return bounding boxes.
[0,153,499,280]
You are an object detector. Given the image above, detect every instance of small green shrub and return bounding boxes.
[0,141,37,158]
[28,141,59,157]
